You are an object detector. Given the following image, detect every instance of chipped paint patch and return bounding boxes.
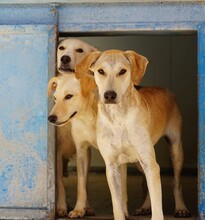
[0,127,47,207]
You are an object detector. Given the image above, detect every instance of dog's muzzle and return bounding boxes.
[48,115,58,124]
[48,111,78,126]
[59,55,74,72]
[61,55,71,64]
[104,90,117,104]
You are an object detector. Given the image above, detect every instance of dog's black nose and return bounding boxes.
[104,90,117,102]
[61,55,71,64]
[48,115,58,123]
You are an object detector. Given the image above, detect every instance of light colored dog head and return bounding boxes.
[47,74,96,126]
[57,38,98,75]
[76,50,148,104]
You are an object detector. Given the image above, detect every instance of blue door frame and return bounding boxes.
[0,5,57,220]
[198,25,205,219]
[0,1,205,219]
[57,3,205,218]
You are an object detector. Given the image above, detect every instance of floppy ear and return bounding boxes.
[75,51,101,79]
[89,45,99,52]
[125,50,149,85]
[47,77,58,97]
[80,75,96,97]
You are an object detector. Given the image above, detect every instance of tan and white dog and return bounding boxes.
[54,38,97,217]
[48,74,97,218]
[76,49,190,220]
[48,74,129,218]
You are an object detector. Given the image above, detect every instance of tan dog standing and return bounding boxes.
[76,49,190,220]
[54,38,97,217]
[48,74,129,218]
[48,74,96,218]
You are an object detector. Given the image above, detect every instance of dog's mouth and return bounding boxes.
[104,100,117,104]
[55,111,78,126]
[69,111,78,119]
[59,66,75,73]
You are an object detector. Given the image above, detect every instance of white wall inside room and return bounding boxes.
[66,35,197,171]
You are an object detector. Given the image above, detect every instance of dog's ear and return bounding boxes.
[125,50,149,85]
[80,75,96,97]
[89,45,99,52]
[75,51,101,79]
[47,77,58,97]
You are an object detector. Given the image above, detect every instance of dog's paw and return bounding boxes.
[57,208,67,217]
[68,209,85,218]
[174,209,191,218]
[133,208,151,216]
[85,207,95,216]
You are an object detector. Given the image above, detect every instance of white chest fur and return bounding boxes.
[97,104,149,165]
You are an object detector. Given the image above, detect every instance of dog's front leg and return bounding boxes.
[121,163,128,217]
[138,147,164,220]
[68,146,91,218]
[57,151,67,217]
[134,162,151,216]
[106,163,126,220]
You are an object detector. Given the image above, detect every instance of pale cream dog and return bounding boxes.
[57,38,97,75]
[54,38,97,217]
[48,74,128,218]
[76,49,189,220]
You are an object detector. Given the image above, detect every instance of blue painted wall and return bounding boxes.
[198,25,205,219]
[0,26,48,207]
[0,24,56,219]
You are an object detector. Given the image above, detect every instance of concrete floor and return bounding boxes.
[59,172,198,220]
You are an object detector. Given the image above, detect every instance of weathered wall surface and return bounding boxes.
[0,25,56,219]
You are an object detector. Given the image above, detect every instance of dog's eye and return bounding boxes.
[98,69,105,75]
[59,46,65,50]
[64,94,73,100]
[76,48,84,53]
[119,69,127,75]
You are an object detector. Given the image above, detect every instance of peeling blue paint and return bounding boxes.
[0,165,14,204]
[0,25,56,217]
[0,4,56,219]
[22,156,38,190]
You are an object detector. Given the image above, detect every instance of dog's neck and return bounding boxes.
[77,92,97,122]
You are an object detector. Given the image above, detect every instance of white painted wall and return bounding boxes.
[68,35,197,170]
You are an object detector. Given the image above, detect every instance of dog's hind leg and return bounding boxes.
[166,135,191,218]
